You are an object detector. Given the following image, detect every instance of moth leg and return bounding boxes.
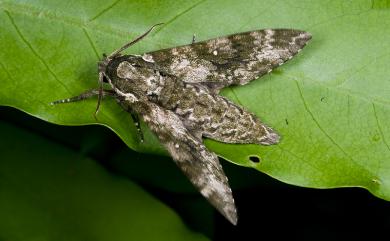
[116,98,144,143]
[191,34,196,44]
[50,89,116,105]
[130,111,144,143]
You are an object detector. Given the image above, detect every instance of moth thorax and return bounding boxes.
[144,74,165,98]
[115,61,164,98]
[116,61,146,80]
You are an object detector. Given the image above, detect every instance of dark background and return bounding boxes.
[2,105,390,241]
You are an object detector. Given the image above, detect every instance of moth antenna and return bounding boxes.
[108,23,164,58]
[94,72,104,118]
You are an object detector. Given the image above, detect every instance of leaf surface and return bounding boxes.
[1,0,390,200]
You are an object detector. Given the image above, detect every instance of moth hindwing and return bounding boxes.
[52,25,311,225]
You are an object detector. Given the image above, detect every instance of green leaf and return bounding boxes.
[1,0,390,201]
[0,121,209,241]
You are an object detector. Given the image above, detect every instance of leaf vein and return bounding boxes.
[306,9,371,30]
[0,61,48,106]
[0,1,175,45]
[276,145,325,175]
[89,0,122,22]
[4,10,71,94]
[82,28,100,60]
[152,0,207,35]
[285,73,390,107]
[0,60,13,81]
[227,87,243,106]
[372,102,390,152]
[331,52,390,88]
[294,79,364,167]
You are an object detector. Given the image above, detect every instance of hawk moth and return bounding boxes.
[52,24,311,225]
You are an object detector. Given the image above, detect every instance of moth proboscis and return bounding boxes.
[52,24,311,225]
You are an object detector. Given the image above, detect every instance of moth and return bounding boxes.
[52,24,311,225]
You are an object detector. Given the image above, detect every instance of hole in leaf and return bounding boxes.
[249,155,260,163]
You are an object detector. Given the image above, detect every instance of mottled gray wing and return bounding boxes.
[145,29,311,92]
[131,100,237,225]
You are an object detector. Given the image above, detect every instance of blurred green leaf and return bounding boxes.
[0,121,208,241]
[1,0,390,201]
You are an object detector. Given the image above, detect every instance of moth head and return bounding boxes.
[94,23,164,115]
[98,23,164,85]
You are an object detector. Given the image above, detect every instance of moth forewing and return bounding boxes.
[51,26,311,225]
